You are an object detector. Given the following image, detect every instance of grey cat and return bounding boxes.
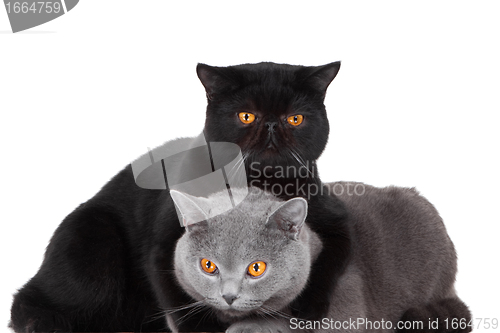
[170,183,471,333]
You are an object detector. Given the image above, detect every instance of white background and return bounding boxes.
[1,1,499,331]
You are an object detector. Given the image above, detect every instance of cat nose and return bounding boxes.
[222,294,239,305]
[265,122,278,133]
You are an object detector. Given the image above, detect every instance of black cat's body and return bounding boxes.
[10,62,470,332]
[10,164,224,332]
[11,62,347,332]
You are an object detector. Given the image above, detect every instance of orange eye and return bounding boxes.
[287,115,303,126]
[201,259,218,274]
[247,261,267,278]
[239,112,256,124]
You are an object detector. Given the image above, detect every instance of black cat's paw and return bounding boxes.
[10,294,72,333]
[397,298,472,333]
[9,311,71,333]
[10,314,70,333]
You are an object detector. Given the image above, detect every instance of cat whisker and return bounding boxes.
[164,300,205,315]
[257,307,278,321]
[142,308,171,325]
[227,153,245,174]
[198,306,214,326]
[289,148,306,165]
[289,149,313,177]
[287,147,301,163]
[226,153,247,181]
[262,305,311,323]
[260,305,298,321]
[175,303,206,327]
[256,308,279,328]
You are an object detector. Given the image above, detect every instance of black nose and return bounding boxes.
[265,122,278,133]
[222,294,238,305]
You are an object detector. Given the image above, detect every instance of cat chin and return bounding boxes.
[248,154,300,167]
[214,307,258,322]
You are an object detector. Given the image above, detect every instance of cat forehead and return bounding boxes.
[228,61,305,74]
[189,188,283,234]
[208,192,280,228]
[217,62,310,88]
[189,209,288,262]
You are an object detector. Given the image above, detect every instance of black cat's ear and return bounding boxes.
[302,61,341,95]
[170,190,209,231]
[266,197,308,240]
[197,63,237,100]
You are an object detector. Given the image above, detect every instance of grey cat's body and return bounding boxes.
[321,182,459,332]
[171,183,469,333]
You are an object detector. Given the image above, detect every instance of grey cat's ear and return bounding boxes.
[170,190,209,230]
[303,61,341,94]
[266,197,308,240]
[197,63,238,100]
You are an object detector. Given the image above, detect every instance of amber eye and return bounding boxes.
[287,115,303,126]
[239,112,256,124]
[247,261,267,278]
[201,259,218,274]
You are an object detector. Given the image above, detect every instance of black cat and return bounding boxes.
[10,62,470,332]
[196,61,351,323]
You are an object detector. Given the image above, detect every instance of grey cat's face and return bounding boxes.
[171,188,313,321]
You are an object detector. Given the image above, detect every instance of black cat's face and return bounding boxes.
[198,62,340,175]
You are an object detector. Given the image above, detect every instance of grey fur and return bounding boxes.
[320,182,459,332]
[172,183,464,333]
